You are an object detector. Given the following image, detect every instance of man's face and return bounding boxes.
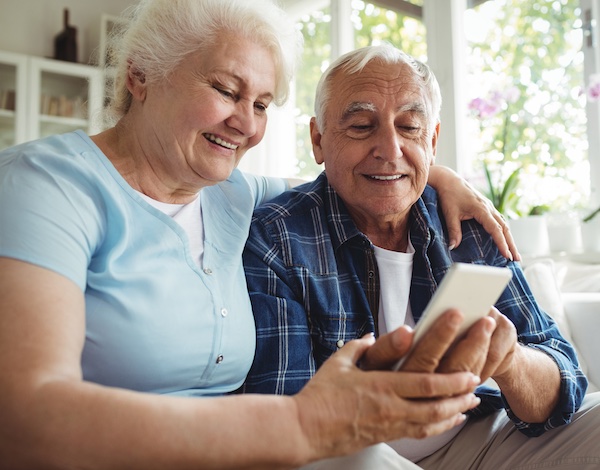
[310,60,439,232]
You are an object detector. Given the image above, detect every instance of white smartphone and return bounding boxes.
[392,263,513,371]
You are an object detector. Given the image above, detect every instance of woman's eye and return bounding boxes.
[215,87,235,99]
[254,102,268,113]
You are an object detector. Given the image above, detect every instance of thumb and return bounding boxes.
[360,326,413,370]
[335,334,376,365]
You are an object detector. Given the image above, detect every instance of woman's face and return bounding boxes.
[141,33,277,189]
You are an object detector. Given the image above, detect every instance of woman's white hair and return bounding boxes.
[103,0,302,126]
[313,44,442,131]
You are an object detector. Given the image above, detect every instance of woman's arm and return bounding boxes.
[428,165,520,261]
[0,257,480,469]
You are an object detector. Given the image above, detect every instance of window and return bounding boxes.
[241,0,598,219]
[464,0,588,217]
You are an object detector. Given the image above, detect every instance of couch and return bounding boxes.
[522,258,600,392]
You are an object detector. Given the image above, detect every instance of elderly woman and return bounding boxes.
[0,0,514,468]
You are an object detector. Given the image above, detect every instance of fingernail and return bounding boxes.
[449,242,456,251]
[471,374,481,386]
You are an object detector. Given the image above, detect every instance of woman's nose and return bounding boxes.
[227,100,257,137]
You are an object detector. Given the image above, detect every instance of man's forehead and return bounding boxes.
[335,65,425,100]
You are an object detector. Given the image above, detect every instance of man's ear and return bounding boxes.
[126,60,147,101]
[430,122,441,165]
[310,117,325,165]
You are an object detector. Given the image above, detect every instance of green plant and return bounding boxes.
[483,162,521,218]
[583,206,600,223]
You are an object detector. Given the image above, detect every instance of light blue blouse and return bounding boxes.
[0,130,287,396]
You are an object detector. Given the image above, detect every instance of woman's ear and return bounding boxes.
[126,60,147,101]
[310,117,325,165]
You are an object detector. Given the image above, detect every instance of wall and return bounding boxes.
[0,0,137,63]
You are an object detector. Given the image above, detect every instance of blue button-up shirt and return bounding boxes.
[242,172,587,436]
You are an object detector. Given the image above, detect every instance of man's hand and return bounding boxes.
[361,307,517,385]
[363,308,560,424]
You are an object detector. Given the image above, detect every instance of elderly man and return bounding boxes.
[243,45,599,468]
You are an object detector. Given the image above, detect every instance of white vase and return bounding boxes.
[581,216,600,253]
[508,215,550,257]
[546,212,583,254]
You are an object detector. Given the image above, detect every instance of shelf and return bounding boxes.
[0,50,103,149]
[0,108,15,119]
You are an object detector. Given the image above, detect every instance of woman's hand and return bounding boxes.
[292,335,481,463]
[428,166,520,261]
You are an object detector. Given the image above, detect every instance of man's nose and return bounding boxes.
[374,125,403,161]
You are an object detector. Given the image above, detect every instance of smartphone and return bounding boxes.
[392,263,513,371]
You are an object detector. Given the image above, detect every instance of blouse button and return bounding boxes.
[221,308,228,317]
[216,355,224,364]
[336,340,345,348]
[203,268,213,275]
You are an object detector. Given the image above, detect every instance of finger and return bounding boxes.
[443,207,463,250]
[400,309,463,373]
[390,369,481,401]
[437,316,496,376]
[501,217,521,261]
[480,312,518,380]
[401,393,481,429]
[474,208,514,261]
[360,326,413,370]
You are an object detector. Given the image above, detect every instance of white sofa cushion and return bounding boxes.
[522,258,596,392]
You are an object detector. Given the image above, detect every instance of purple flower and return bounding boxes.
[588,74,600,102]
[468,86,520,119]
[468,96,502,118]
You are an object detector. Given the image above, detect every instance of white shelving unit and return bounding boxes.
[0,50,103,151]
[0,50,28,149]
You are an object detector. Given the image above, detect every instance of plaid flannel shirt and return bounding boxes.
[242,172,587,436]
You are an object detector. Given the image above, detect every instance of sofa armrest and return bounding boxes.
[562,293,600,392]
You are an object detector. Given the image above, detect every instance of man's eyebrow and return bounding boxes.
[339,101,429,123]
[397,102,428,117]
[340,102,377,122]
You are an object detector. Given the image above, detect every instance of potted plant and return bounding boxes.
[482,161,550,257]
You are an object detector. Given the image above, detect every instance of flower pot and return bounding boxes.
[581,216,600,253]
[546,212,582,254]
[508,215,549,257]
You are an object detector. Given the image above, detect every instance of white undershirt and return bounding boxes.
[138,192,204,267]
[373,238,467,462]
